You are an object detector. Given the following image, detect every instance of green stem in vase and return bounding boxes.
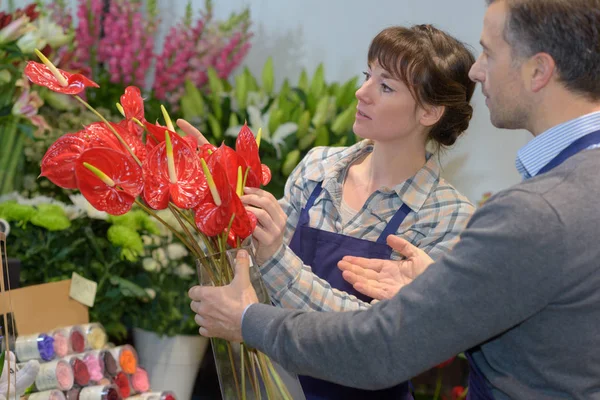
[241,343,247,400]
[225,341,242,400]
[255,352,275,400]
[433,367,443,400]
[263,355,294,400]
[245,347,261,399]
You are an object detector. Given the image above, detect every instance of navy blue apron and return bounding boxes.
[466,129,600,400]
[289,181,413,400]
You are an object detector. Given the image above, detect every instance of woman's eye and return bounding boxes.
[362,71,371,81]
[382,84,393,93]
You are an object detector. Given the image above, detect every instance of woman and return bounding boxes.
[182,24,476,400]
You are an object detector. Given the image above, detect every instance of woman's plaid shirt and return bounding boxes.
[259,140,475,312]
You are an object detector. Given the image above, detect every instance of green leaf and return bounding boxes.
[234,73,248,110]
[262,56,275,95]
[298,69,309,92]
[206,67,224,96]
[207,114,222,141]
[281,149,300,176]
[314,125,330,147]
[309,64,325,99]
[110,276,148,299]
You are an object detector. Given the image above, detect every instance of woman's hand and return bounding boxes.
[241,187,287,264]
[176,118,209,146]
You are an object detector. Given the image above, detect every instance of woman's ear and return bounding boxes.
[419,105,445,127]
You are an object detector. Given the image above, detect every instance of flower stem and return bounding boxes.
[73,95,142,165]
[263,354,293,400]
[433,368,443,400]
[241,343,247,400]
[225,341,242,400]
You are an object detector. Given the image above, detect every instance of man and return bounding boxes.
[188,0,600,398]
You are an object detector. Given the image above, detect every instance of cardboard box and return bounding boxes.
[0,279,89,336]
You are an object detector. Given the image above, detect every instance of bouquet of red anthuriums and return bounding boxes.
[25,49,271,255]
[24,49,294,400]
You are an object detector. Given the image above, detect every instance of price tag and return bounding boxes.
[69,272,97,307]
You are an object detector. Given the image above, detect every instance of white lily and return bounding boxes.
[226,104,297,159]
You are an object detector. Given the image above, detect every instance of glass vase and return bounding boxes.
[196,244,305,400]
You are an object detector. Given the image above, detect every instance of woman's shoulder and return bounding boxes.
[425,177,475,214]
[297,140,371,181]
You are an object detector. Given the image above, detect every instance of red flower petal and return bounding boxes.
[25,61,99,94]
[199,143,217,160]
[75,148,143,215]
[113,120,146,163]
[120,86,144,121]
[194,161,235,236]
[40,133,88,189]
[143,131,207,210]
[261,164,272,186]
[231,197,257,239]
[40,122,126,189]
[235,124,263,187]
[210,144,248,190]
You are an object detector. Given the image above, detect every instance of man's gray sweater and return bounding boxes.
[243,148,600,399]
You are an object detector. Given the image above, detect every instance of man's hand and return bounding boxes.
[189,250,259,342]
[176,118,209,146]
[338,236,434,300]
[241,187,287,265]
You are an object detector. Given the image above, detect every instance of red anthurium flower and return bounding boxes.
[109,121,146,163]
[235,124,271,187]
[143,131,207,210]
[435,356,455,369]
[119,86,145,138]
[450,386,467,400]
[199,143,217,160]
[143,121,197,152]
[40,122,126,189]
[24,61,99,94]
[194,158,237,237]
[227,201,257,248]
[75,148,144,215]
[210,144,248,191]
[40,133,89,189]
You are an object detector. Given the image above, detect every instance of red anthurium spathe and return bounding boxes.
[40,122,125,189]
[40,133,88,189]
[75,148,144,215]
[235,124,271,187]
[143,130,207,210]
[119,86,145,138]
[209,144,248,191]
[24,61,99,94]
[199,143,218,160]
[194,158,236,237]
[227,201,257,248]
[109,121,146,163]
[143,121,197,152]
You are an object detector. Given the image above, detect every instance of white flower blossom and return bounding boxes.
[142,257,160,272]
[69,194,108,220]
[144,288,156,300]
[175,263,195,278]
[152,248,168,267]
[167,243,188,261]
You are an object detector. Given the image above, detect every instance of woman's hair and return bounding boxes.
[368,24,476,148]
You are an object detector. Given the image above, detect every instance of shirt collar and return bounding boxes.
[516,111,600,179]
[304,140,441,213]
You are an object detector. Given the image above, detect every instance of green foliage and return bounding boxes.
[179,62,361,198]
[1,195,199,341]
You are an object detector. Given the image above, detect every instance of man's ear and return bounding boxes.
[527,52,556,93]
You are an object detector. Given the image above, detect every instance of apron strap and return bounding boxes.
[376,203,412,244]
[305,182,323,211]
[537,129,600,175]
